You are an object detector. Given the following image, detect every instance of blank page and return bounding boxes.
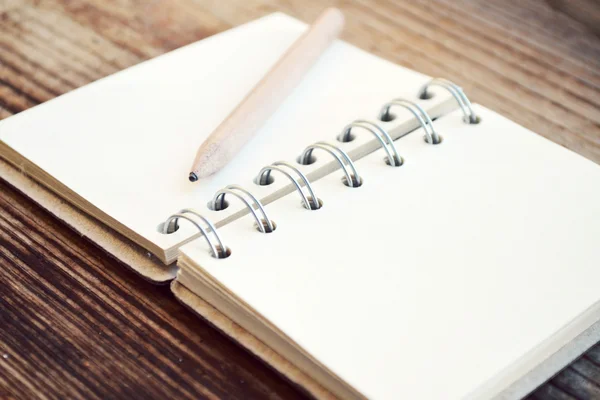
[180,106,600,399]
[0,13,451,261]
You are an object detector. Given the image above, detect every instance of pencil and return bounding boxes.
[188,8,345,181]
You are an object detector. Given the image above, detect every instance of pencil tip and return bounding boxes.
[188,172,198,182]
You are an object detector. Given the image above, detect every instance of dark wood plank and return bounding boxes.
[549,366,600,399]
[586,343,600,366]
[528,383,578,400]
[1,0,599,398]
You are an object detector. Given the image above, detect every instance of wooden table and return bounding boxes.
[1,0,599,398]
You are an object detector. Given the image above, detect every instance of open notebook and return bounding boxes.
[1,12,600,400]
[176,105,600,399]
[0,12,453,268]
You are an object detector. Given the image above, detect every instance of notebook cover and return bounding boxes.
[0,158,175,283]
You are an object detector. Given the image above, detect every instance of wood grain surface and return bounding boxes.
[1,0,599,399]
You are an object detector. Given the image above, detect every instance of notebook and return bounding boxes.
[0,12,454,268]
[175,104,600,399]
[1,12,600,400]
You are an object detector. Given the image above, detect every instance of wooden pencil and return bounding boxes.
[189,8,345,181]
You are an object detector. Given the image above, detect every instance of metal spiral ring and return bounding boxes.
[211,185,274,233]
[299,142,362,187]
[161,209,226,258]
[418,78,479,124]
[339,120,402,166]
[378,99,441,144]
[257,161,321,210]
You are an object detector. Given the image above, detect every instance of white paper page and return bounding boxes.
[180,106,600,399]
[0,12,450,255]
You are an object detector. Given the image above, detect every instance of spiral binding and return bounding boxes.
[418,78,480,124]
[159,79,475,260]
[378,99,441,144]
[211,184,274,233]
[257,161,321,210]
[162,208,228,258]
[299,142,362,187]
[339,120,402,167]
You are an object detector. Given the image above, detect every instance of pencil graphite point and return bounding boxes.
[188,172,198,182]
